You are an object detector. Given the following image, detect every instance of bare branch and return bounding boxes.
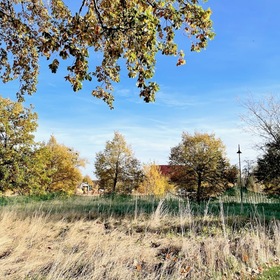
[78,0,87,14]
[240,94,280,144]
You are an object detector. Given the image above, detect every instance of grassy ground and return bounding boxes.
[257,266,280,279]
[0,194,279,279]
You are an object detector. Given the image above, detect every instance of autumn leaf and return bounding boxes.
[49,59,60,73]
[0,0,214,107]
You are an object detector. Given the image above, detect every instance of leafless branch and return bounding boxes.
[240,94,280,144]
[79,0,87,14]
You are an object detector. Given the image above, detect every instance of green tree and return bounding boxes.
[169,132,232,203]
[254,137,280,195]
[94,132,142,193]
[0,96,38,194]
[0,0,214,108]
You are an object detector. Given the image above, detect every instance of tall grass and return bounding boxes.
[1,193,279,221]
[221,188,279,204]
[0,194,279,279]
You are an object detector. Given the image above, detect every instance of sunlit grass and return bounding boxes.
[257,265,280,279]
[1,193,279,221]
[0,193,279,279]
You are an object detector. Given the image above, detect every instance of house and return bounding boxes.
[76,180,100,195]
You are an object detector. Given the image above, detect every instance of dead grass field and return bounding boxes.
[0,196,279,279]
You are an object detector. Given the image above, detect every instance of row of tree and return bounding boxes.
[1,96,235,201]
[94,131,238,202]
[0,96,85,195]
[94,94,280,199]
[1,95,279,199]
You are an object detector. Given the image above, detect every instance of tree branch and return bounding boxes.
[79,0,87,14]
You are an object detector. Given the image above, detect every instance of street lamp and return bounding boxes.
[237,144,243,210]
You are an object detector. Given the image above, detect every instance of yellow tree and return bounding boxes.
[0,0,214,108]
[42,136,85,194]
[170,132,231,203]
[138,163,174,196]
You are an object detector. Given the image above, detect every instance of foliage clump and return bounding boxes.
[0,0,215,107]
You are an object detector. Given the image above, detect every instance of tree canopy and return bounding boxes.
[0,96,38,193]
[39,135,86,194]
[0,97,86,195]
[94,132,142,193]
[138,163,174,195]
[254,136,280,195]
[169,132,234,202]
[0,0,214,108]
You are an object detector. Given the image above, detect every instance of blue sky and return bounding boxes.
[1,0,280,177]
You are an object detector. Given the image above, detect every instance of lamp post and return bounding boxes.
[237,145,243,211]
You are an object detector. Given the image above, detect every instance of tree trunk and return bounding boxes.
[113,161,119,193]
[197,173,202,204]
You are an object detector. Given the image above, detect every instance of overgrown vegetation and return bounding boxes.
[0,194,279,279]
[257,266,280,279]
[1,193,279,221]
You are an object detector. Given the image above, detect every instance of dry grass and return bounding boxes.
[0,200,279,280]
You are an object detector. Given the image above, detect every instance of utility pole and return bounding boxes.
[237,145,243,212]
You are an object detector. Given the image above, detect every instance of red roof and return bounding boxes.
[158,165,173,176]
